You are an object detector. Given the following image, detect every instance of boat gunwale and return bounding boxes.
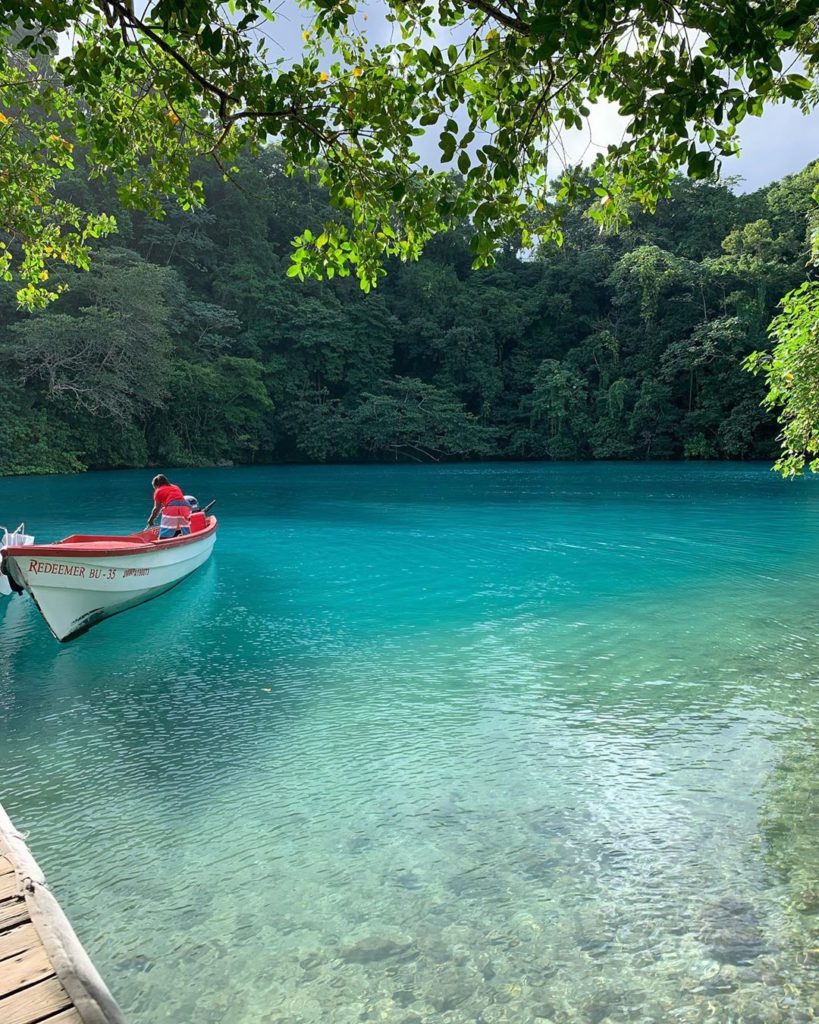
[1,515,217,561]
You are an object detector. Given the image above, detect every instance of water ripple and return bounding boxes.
[2,463,818,1023]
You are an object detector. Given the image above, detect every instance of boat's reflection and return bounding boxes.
[1,589,38,653]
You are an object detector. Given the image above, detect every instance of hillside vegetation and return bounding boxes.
[1,154,816,474]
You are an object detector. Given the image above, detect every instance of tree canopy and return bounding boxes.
[1,0,817,308]
[745,175,819,476]
[2,151,816,475]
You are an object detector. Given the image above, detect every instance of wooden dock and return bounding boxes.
[0,803,127,1024]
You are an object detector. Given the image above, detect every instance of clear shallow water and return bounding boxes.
[1,462,818,1024]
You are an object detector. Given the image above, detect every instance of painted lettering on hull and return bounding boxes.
[26,559,152,582]
[28,559,86,578]
[89,567,117,580]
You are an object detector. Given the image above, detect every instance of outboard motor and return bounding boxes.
[184,496,207,534]
[1,524,34,596]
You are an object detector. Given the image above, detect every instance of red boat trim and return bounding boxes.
[1,516,217,560]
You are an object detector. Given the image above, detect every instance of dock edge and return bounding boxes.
[0,801,128,1024]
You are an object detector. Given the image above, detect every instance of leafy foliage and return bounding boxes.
[0,0,817,305]
[1,154,817,476]
[7,249,176,418]
[349,378,497,461]
[745,169,819,476]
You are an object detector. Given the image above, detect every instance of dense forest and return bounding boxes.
[1,151,817,475]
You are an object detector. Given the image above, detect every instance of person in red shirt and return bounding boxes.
[147,474,192,539]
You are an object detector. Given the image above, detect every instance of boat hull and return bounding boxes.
[2,521,217,641]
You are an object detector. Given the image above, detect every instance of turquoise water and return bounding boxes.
[1,463,818,1024]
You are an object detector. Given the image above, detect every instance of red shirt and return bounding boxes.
[154,483,191,520]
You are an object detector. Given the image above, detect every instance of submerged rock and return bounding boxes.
[696,974,737,995]
[516,854,561,882]
[429,983,474,1013]
[298,952,324,970]
[479,960,496,981]
[114,953,152,972]
[421,940,453,964]
[391,989,416,1008]
[699,896,769,965]
[393,870,423,890]
[340,936,414,964]
[345,834,373,854]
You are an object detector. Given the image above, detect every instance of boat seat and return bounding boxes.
[60,535,151,546]
[68,541,145,549]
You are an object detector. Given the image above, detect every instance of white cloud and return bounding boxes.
[724,105,819,191]
[557,98,817,191]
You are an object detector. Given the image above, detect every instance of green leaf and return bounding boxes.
[786,74,812,91]
[439,131,457,162]
[687,150,715,179]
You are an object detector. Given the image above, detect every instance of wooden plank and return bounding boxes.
[0,899,30,931]
[0,923,39,962]
[0,855,15,878]
[0,944,54,998]
[0,872,21,901]
[0,974,72,1024]
[47,1010,84,1024]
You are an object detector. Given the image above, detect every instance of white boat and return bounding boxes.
[0,517,217,641]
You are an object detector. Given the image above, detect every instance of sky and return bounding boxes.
[721,105,818,191]
[556,95,819,193]
[264,0,817,194]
